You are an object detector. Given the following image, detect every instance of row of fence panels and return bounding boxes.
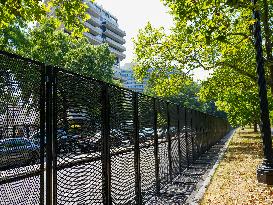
[0,51,230,205]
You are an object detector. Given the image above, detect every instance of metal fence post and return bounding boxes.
[199,113,202,154]
[101,84,112,205]
[190,110,194,162]
[167,102,172,182]
[52,67,57,205]
[177,106,183,173]
[45,65,53,205]
[208,116,211,149]
[210,117,213,146]
[214,118,216,142]
[202,114,205,154]
[205,115,209,152]
[185,109,189,168]
[133,93,142,204]
[12,125,16,138]
[153,98,160,195]
[196,111,199,156]
[40,64,46,205]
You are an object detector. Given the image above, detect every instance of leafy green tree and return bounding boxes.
[144,79,225,117]
[0,0,91,36]
[133,22,193,96]
[133,0,273,127]
[26,18,74,66]
[0,18,29,53]
[0,18,116,118]
[161,0,268,80]
[1,17,116,83]
[133,11,257,92]
[162,0,273,95]
[29,23,115,82]
[64,42,115,83]
[197,31,273,128]
[198,59,272,128]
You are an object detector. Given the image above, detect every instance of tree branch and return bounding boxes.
[217,61,257,82]
[227,32,255,46]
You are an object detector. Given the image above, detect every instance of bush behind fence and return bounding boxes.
[0,51,230,204]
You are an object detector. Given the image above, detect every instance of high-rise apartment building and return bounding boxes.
[120,63,148,93]
[83,1,126,79]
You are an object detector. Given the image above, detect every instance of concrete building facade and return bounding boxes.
[120,63,148,93]
[83,1,126,79]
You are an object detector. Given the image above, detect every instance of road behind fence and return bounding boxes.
[0,51,230,205]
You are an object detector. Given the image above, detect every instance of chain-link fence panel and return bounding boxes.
[0,52,44,205]
[108,86,135,204]
[138,94,156,203]
[55,69,103,204]
[178,107,188,169]
[169,103,179,178]
[157,100,169,187]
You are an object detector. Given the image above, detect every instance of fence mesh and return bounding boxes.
[157,100,169,187]
[109,86,135,204]
[138,94,155,203]
[0,52,44,205]
[169,103,179,178]
[0,51,230,205]
[55,69,103,204]
[178,107,188,169]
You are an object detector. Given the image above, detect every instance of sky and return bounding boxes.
[95,0,173,64]
[95,0,210,81]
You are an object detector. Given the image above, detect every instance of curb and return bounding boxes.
[185,129,237,205]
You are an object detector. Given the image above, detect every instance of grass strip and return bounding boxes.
[201,127,273,205]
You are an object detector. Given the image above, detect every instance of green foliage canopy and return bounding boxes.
[0,0,91,36]
[133,0,273,125]
[1,17,116,83]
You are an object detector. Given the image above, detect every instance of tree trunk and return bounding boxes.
[262,0,273,96]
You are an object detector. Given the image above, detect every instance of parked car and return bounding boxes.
[78,129,126,153]
[139,128,154,142]
[157,128,167,138]
[30,129,79,154]
[29,130,45,145]
[77,131,101,153]
[56,129,79,154]
[0,138,40,170]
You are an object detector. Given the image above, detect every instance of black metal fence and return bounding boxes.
[0,51,230,204]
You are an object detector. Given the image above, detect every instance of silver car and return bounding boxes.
[0,138,40,170]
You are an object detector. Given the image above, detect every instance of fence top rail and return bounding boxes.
[0,50,227,121]
[0,50,44,66]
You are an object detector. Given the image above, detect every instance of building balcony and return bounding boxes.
[103,29,126,45]
[84,32,102,45]
[102,21,126,37]
[86,1,101,17]
[86,16,101,27]
[105,37,126,52]
[109,47,126,61]
[84,22,101,36]
[113,66,122,80]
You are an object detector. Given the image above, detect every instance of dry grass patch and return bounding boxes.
[200,128,273,205]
